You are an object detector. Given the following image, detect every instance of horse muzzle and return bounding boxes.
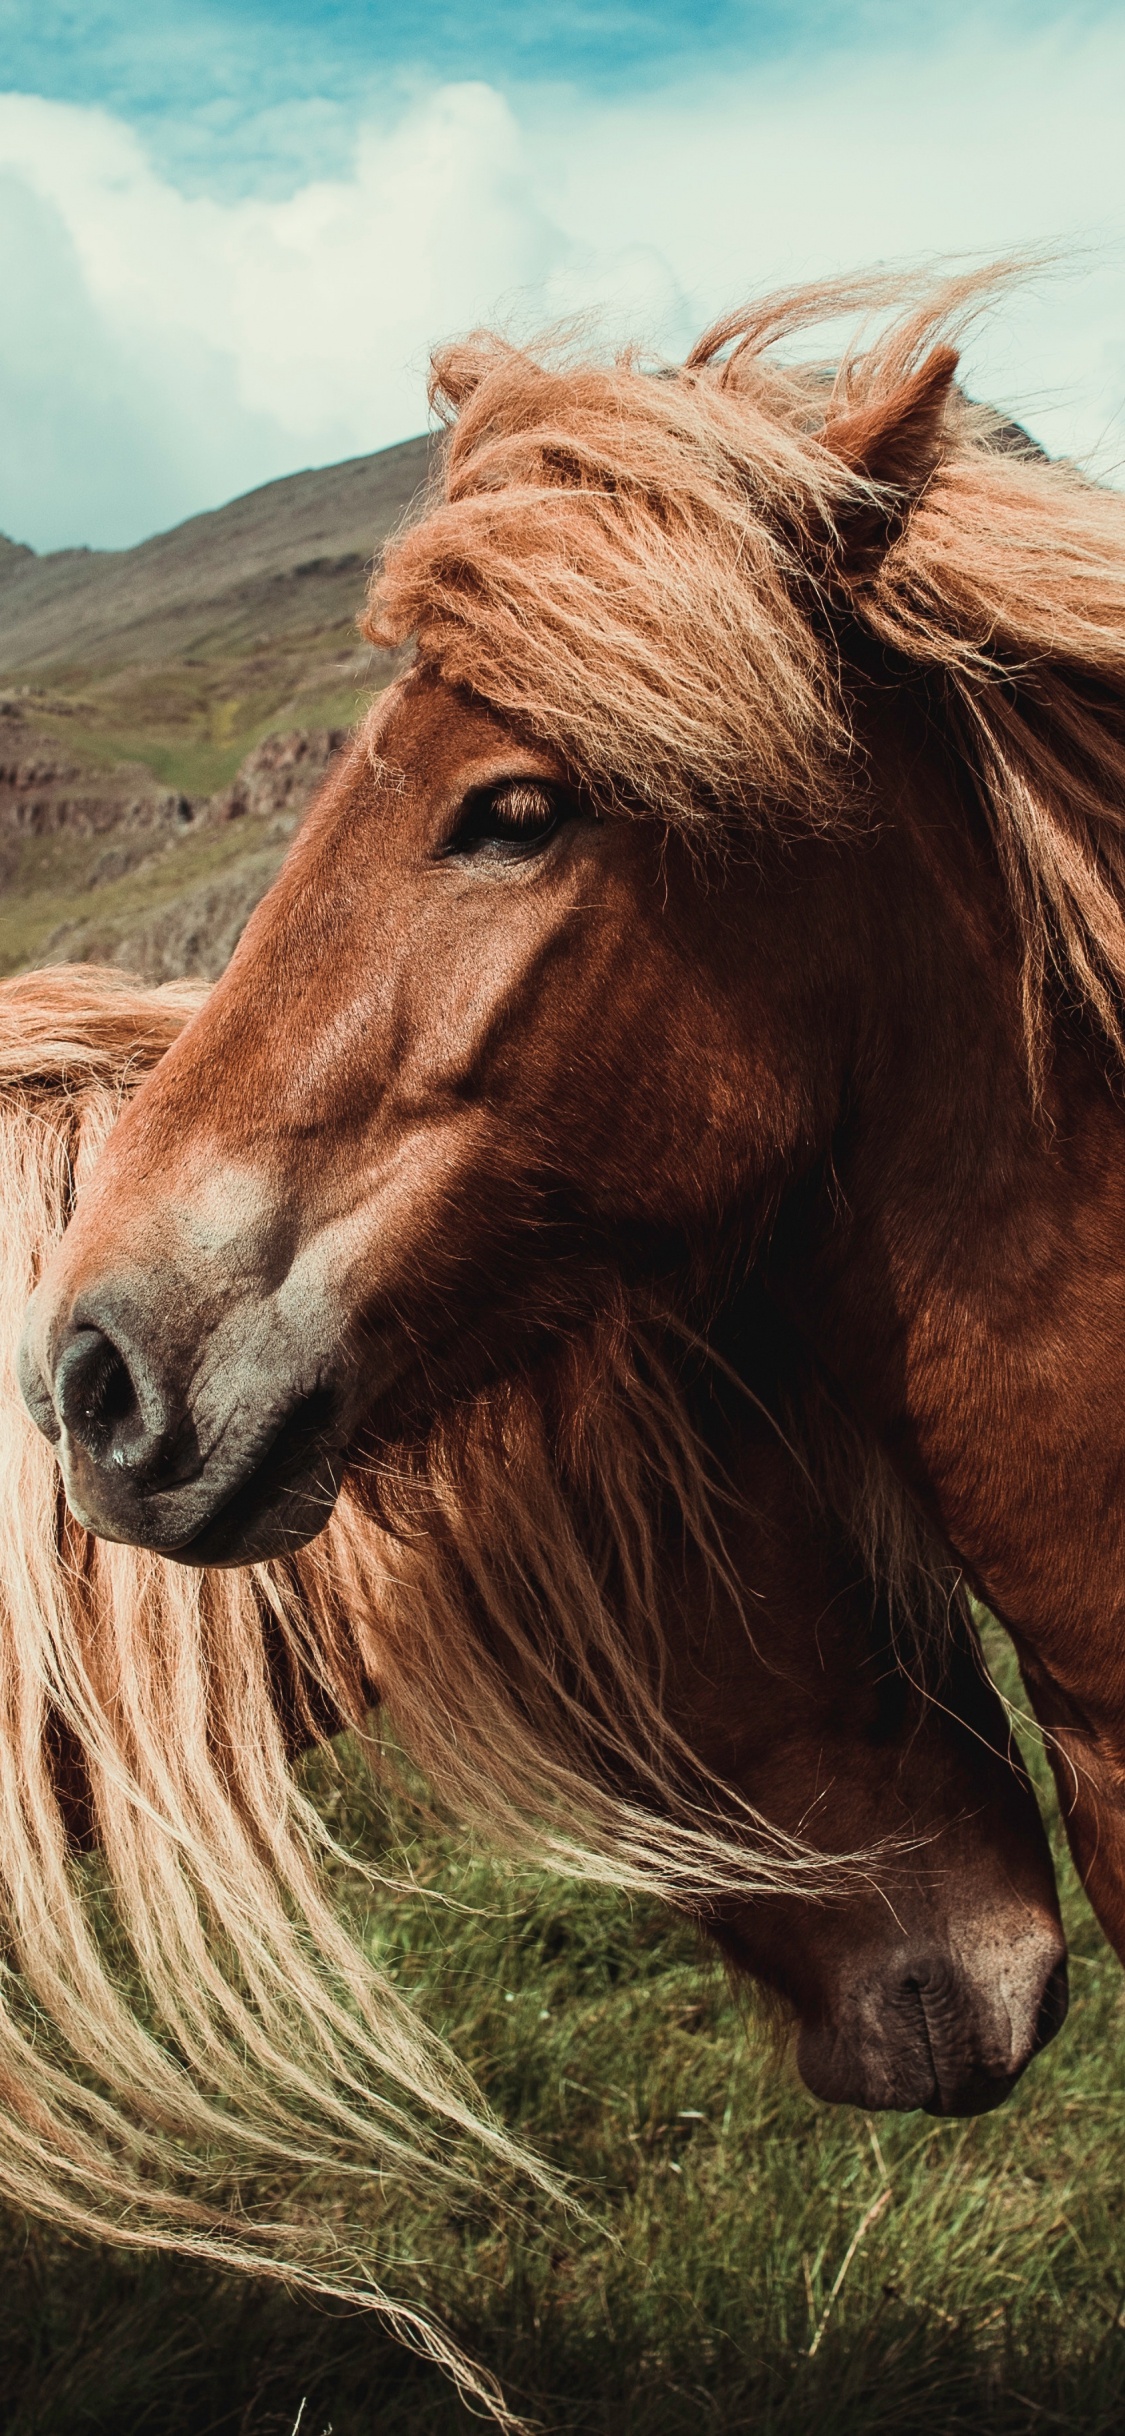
[795,1920,1069,2116]
[19,1267,367,1565]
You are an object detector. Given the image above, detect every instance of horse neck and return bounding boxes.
[766,685,1125,1732]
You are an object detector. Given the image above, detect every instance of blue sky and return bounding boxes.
[2,1,1124,548]
[8,4,1056,121]
[3,2,1111,188]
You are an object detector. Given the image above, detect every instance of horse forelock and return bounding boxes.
[368,264,1125,1077]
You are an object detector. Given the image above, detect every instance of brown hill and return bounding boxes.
[0,436,429,977]
[0,437,429,682]
[21,728,348,984]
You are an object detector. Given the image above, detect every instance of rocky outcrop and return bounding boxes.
[0,698,193,850]
[0,770,193,844]
[200,726,347,829]
[35,725,349,982]
[49,850,292,986]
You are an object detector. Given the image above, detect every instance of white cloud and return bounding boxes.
[1,17,1123,551]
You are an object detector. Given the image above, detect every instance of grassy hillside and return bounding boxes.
[1,1627,1123,2436]
[0,439,427,797]
[0,440,425,978]
[2,622,368,805]
[0,783,284,976]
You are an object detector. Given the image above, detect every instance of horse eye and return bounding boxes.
[447,780,571,858]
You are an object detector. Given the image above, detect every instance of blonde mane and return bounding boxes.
[0,968,535,2420]
[369,267,1125,1079]
[0,964,886,2424]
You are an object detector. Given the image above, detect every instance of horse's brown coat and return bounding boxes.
[26,268,1122,2109]
[17,681,1068,2111]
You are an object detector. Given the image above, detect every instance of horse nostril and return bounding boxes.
[1034,1956,1069,2051]
[54,1326,144,1467]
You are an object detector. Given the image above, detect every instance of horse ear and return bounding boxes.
[428,339,496,419]
[821,343,959,577]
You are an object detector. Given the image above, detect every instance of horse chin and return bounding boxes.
[60,1421,345,1570]
[795,2017,1019,2117]
[158,1449,344,1568]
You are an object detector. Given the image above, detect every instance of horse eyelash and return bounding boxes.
[445,780,568,855]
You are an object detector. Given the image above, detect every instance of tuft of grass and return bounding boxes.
[0,1632,1123,2434]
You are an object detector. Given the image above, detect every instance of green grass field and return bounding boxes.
[1,1627,1123,2435]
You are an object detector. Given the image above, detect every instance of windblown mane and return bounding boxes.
[0,963,900,2424]
[369,266,1125,1078]
[0,967,533,2420]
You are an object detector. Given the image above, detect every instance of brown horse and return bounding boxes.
[0,972,1065,2135]
[24,270,1104,2116]
[0,971,1064,2413]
